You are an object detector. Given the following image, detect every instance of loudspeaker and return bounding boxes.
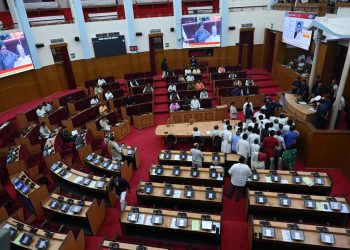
[136,32,142,36]
[228,26,235,30]
[74,37,80,41]
[35,43,44,48]
[170,27,175,32]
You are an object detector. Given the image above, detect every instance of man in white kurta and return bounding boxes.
[221,125,232,153]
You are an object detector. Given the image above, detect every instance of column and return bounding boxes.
[123,0,136,50]
[308,29,322,93]
[7,0,21,29]
[267,0,272,10]
[14,0,41,69]
[69,0,91,59]
[220,0,229,47]
[329,41,350,129]
[173,0,182,49]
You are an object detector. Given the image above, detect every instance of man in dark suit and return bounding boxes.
[109,173,131,211]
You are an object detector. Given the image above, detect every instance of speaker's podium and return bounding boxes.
[133,113,154,129]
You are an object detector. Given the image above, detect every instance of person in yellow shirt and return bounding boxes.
[99,102,109,116]
[195,80,205,91]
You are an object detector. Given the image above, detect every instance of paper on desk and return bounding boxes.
[145,215,153,226]
[54,168,61,174]
[151,169,156,175]
[211,222,220,234]
[187,156,192,161]
[191,220,200,231]
[174,155,180,161]
[298,101,307,105]
[13,232,24,245]
[217,176,223,181]
[173,190,181,198]
[265,176,272,183]
[341,204,350,213]
[136,214,145,225]
[159,154,164,159]
[308,108,317,112]
[281,229,292,242]
[89,181,96,188]
[206,131,211,135]
[74,176,83,184]
[281,179,289,184]
[64,173,72,180]
[316,202,331,212]
[302,177,314,186]
[171,218,179,229]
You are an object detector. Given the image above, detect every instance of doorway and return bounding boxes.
[238,28,255,69]
[148,33,164,75]
[264,30,276,72]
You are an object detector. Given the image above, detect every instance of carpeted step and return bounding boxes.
[259,87,282,96]
[255,80,279,88]
[154,95,169,104]
[85,236,104,250]
[154,103,169,114]
[251,75,272,81]
[221,221,249,250]
[154,89,169,95]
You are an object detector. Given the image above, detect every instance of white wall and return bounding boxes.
[264,10,285,32]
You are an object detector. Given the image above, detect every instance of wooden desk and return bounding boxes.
[84,153,133,182]
[272,64,308,91]
[149,164,224,187]
[6,145,28,176]
[158,150,229,167]
[120,144,140,170]
[100,240,167,250]
[247,170,332,195]
[120,206,221,245]
[0,217,85,250]
[219,95,266,110]
[15,124,41,155]
[284,94,316,122]
[249,191,350,227]
[42,128,62,168]
[111,120,131,140]
[133,113,154,129]
[38,107,68,129]
[42,193,105,236]
[252,219,350,250]
[137,181,222,212]
[10,171,49,217]
[169,105,228,124]
[155,120,239,138]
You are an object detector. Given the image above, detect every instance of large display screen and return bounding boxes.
[0,32,34,78]
[92,35,127,58]
[182,16,221,48]
[282,12,316,50]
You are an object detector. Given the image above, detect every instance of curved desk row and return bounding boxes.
[169,105,228,124]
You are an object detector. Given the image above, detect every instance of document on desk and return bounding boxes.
[151,169,156,175]
[13,232,24,245]
[64,173,72,180]
[136,214,145,225]
[171,218,179,229]
[265,176,272,183]
[187,156,192,161]
[281,229,292,242]
[341,204,350,213]
[174,155,180,161]
[89,181,97,188]
[191,220,200,231]
[173,190,182,198]
[145,215,153,226]
[316,202,331,212]
[159,154,164,159]
[302,177,314,186]
[74,176,83,184]
[211,222,220,234]
[281,179,289,184]
[54,168,62,175]
[217,176,223,181]
[206,131,211,135]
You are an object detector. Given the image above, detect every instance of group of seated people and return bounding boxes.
[129,80,154,94]
[169,95,202,112]
[287,54,313,76]
[228,79,255,96]
[36,102,54,117]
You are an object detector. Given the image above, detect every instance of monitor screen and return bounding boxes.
[182,16,221,49]
[282,12,316,50]
[92,35,127,58]
[0,32,34,78]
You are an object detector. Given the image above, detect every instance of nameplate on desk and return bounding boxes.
[279,197,291,207]
[172,166,181,176]
[49,199,59,209]
[102,160,112,168]
[206,187,216,200]
[71,205,83,214]
[304,199,316,209]
[163,184,174,196]
[262,227,275,238]
[154,165,164,175]
[95,181,105,189]
[50,163,60,171]
[82,178,92,186]
[290,230,305,241]
[320,232,335,245]
[19,233,33,246]
[35,238,50,250]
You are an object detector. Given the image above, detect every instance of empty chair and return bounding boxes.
[165,134,177,149]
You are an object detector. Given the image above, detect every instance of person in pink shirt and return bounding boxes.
[169,101,180,112]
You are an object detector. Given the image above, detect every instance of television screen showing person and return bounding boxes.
[14,43,32,67]
[294,21,303,40]
[194,22,210,43]
[0,41,17,70]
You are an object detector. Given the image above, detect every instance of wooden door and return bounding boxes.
[238,28,255,69]
[149,33,164,75]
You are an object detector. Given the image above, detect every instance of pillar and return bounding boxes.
[173,0,182,49]
[7,0,21,29]
[220,0,228,47]
[308,29,322,93]
[69,0,92,58]
[329,41,350,129]
[13,0,41,69]
[123,0,136,50]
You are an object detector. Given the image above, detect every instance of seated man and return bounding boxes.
[191,96,201,110]
[195,80,205,91]
[228,71,237,79]
[129,79,139,88]
[61,126,76,142]
[186,74,194,83]
[200,89,209,99]
[143,83,154,94]
[123,96,135,106]
[99,102,109,116]
[291,77,302,94]
[169,101,180,112]
[169,92,180,101]
[241,86,250,96]
[218,66,226,74]
[187,81,195,90]
[94,85,103,95]
[39,122,51,139]
[99,117,111,131]
[42,102,53,113]
[36,105,46,117]
[192,67,201,75]
[105,90,114,100]
[97,76,106,86]
[168,83,177,92]
[245,79,254,86]
[90,96,100,106]
[184,67,192,75]
[166,69,175,77]
[230,87,241,96]
[178,75,185,82]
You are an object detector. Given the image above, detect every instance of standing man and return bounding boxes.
[194,22,210,43]
[107,136,123,161]
[0,41,17,70]
[190,96,201,110]
[161,58,168,79]
[262,130,279,169]
[109,173,130,212]
[221,125,233,153]
[189,56,197,68]
[228,156,252,201]
[190,143,204,167]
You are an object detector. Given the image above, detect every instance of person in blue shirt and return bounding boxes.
[231,130,242,154]
[315,98,331,129]
[291,77,302,94]
[298,79,309,101]
[0,41,17,70]
[230,86,241,96]
[283,125,299,149]
[194,22,210,43]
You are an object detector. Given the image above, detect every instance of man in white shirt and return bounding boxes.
[105,90,114,100]
[90,97,100,106]
[42,102,53,113]
[168,83,177,92]
[94,85,103,95]
[230,102,238,119]
[190,96,201,110]
[250,138,260,156]
[248,129,260,145]
[186,74,194,82]
[190,143,204,167]
[39,122,51,139]
[184,68,191,75]
[36,105,46,117]
[129,80,139,88]
[99,117,111,131]
[227,156,252,201]
[236,133,250,159]
[192,127,201,137]
[107,136,123,161]
[199,89,209,99]
[97,76,106,86]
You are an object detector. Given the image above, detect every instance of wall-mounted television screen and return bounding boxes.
[0,32,34,78]
[182,16,221,49]
[92,35,127,58]
[282,12,316,50]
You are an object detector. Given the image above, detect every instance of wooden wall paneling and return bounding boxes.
[71,60,92,88]
[138,51,151,73]
[253,44,264,68]
[35,65,67,96]
[262,29,270,70]
[320,41,338,85]
[343,72,350,108]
